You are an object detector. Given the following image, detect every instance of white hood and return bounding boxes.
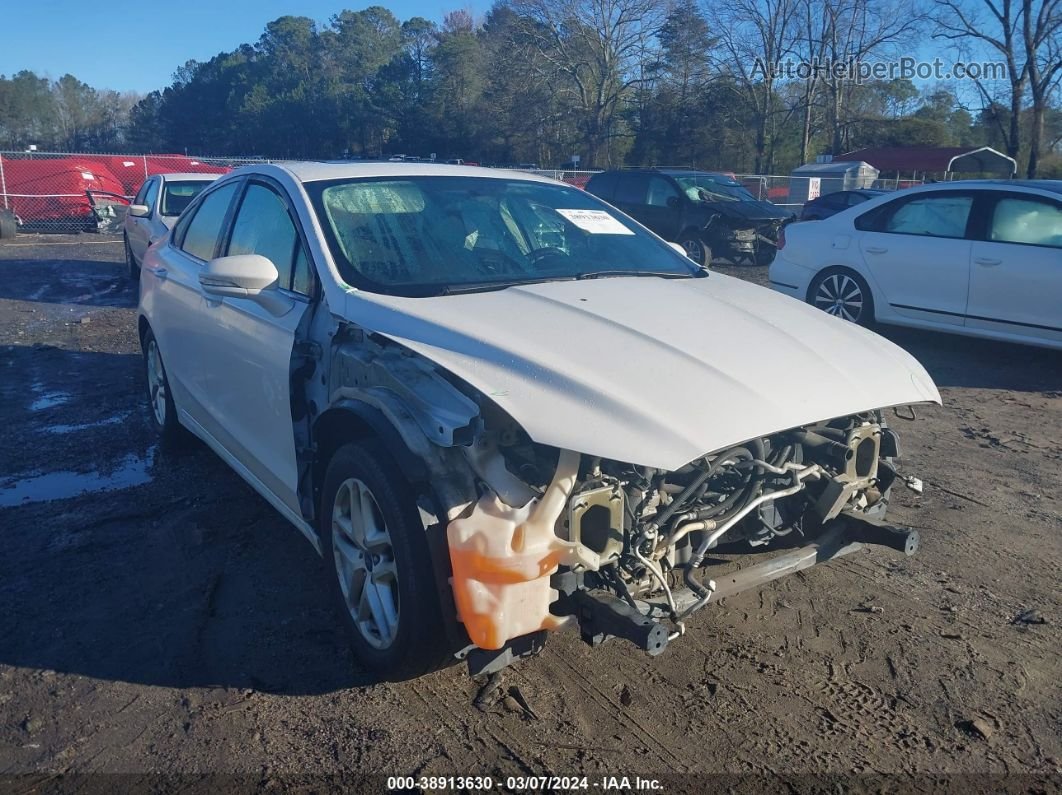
[343,273,941,470]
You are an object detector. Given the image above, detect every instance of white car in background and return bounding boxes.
[770,180,1062,349]
[124,173,218,278]
[137,162,938,680]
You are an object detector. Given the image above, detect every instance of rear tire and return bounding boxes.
[125,234,139,281]
[320,441,453,680]
[141,327,184,446]
[808,268,875,327]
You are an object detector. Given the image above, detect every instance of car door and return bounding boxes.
[966,191,1062,345]
[147,179,243,426]
[128,178,159,262]
[641,176,684,240]
[191,178,315,514]
[855,190,976,326]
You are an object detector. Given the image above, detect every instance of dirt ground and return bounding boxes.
[0,235,1059,792]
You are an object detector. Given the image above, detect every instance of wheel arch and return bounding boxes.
[311,402,431,516]
[677,224,709,245]
[137,314,151,347]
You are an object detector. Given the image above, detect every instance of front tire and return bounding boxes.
[808,268,875,326]
[677,234,711,267]
[320,441,452,680]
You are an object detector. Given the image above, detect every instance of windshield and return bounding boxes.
[306,176,699,296]
[160,180,211,217]
[673,175,757,203]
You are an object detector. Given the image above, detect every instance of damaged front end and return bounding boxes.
[445,406,921,675]
[316,321,929,678]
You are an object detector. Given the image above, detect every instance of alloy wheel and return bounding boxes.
[146,339,167,426]
[680,238,706,266]
[814,273,864,323]
[331,478,400,649]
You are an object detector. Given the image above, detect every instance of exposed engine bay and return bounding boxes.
[447,394,919,671]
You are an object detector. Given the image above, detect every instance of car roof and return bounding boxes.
[1006,179,1062,195]
[608,167,729,177]
[244,161,561,185]
[815,189,884,198]
[906,179,1062,195]
[157,172,221,182]
[588,168,732,179]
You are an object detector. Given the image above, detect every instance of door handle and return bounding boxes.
[975,257,1002,267]
[864,246,888,254]
[147,266,167,280]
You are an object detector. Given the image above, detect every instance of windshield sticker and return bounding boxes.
[556,209,634,235]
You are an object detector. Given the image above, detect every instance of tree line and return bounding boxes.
[2,0,1060,177]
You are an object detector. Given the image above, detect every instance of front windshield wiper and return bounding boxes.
[575,269,706,280]
[436,275,576,295]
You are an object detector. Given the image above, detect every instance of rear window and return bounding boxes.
[161,181,211,217]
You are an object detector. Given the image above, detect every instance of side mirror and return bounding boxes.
[199,254,293,316]
[666,195,681,209]
[128,204,151,218]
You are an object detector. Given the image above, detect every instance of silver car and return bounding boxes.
[123,173,218,279]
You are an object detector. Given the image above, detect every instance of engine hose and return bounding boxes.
[647,459,716,533]
[769,444,793,468]
[684,562,713,598]
[698,452,758,519]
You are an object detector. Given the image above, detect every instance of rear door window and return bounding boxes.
[987,195,1062,248]
[179,181,239,261]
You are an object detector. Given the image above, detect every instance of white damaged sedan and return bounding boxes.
[138,163,940,679]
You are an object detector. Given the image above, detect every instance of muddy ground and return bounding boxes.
[0,235,1059,792]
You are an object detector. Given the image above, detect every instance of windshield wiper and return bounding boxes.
[437,275,576,295]
[575,269,705,280]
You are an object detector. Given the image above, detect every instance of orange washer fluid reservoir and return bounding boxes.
[447,450,602,650]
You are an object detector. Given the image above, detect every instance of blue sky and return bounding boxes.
[0,1,485,95]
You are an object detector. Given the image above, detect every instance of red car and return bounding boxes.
[0,157,127,230]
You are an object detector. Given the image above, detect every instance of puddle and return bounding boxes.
[30,392,71,411]
[42,413,129,435]
[28,380,72,412]
[0,448,156,508]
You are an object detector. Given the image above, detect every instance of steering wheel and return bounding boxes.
[529,246,569,264]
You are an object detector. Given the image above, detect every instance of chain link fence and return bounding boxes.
[0,151,268,234]
[737,174,926,213]
[0,153,925,237]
